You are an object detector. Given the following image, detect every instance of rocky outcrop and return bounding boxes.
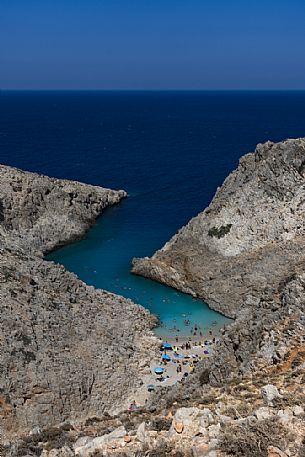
[132,138,305,318]
[131,137,305,452]
[7,381,305,456]
[0,164,126,256]
[0,165,158,437]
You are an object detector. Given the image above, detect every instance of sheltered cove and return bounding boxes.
[3,138,305,455]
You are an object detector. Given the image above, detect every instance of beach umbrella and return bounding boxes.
[204,350,209,355]
[154,367,165,375]
[147,384,156,392]
[162,343,172,350]
[162,354,171,361]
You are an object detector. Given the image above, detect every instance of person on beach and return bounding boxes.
[128,400,137,412]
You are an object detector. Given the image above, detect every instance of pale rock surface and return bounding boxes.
[293,405,304,416]
[136,421,150,444]
[75,426,127,456]
[262,384,282,406]
[277,408,294,425]
[255,407,272,421]
[168,407,213,439]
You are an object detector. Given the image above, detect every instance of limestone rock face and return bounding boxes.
[0,164,126,255]
[132,138,305,317]
[0,165,157,437]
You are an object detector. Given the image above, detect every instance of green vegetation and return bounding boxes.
[208,224,232,238]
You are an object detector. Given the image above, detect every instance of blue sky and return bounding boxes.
[1,0,305,89]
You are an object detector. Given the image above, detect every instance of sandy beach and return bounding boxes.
[133,334,219,407]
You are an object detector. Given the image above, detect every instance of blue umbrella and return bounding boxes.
[162,354,171,361]
[147,384,156,392]
[204,350,209,355]
[162,343,172,350]
[154,367,165,375]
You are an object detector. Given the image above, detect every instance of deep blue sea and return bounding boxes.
[1,91,305,338]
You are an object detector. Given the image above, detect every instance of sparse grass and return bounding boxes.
[222,403,254,419]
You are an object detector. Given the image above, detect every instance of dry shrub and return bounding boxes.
[219,417,292,457]
[149,416,172,431]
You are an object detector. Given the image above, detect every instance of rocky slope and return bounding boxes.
[0,165,158,438]
[132,138,305,318]
[4,138,305,456]
[8,277,305,457]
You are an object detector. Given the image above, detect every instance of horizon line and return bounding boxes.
[1,88,305,93]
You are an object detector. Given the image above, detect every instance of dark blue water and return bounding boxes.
[1,91,305,337]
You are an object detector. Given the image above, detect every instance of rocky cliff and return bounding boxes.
[132,138,305,318]
[8,264,305,456]
[4,138,305,456]
[0,165,126,255]
[0,165,158,438]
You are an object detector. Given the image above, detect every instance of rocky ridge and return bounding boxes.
[132,138,305,318]
[0,165,158,439]
[0,164,126,255]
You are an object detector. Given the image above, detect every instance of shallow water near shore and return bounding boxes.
[2,91,305,338]
[48,200,230,338]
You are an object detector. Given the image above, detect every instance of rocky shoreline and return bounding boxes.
[132,138,305,319]
[3,138,305,456]
[0,165,159,439]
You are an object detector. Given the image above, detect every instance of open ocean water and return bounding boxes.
[1,91,305,338]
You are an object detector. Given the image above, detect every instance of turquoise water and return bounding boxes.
[3,91,305,338]
[48,200,230,338]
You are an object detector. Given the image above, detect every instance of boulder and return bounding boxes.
[255,407,272,421]
[261,384,282,406]
[208,424,220,439]
[168,407,213,438]
[75,426,127,456]
[277,409,293,425]
[292,405,304,416]
[136,422,150,444]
